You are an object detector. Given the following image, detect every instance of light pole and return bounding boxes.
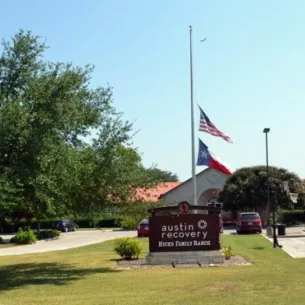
[263,128,281,248]
[263,128,270,230]
[271,191,281,248]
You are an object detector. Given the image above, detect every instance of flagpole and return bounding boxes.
[189,25,197,206]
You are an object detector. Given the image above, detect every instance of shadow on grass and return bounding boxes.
[109,257,146,262]
[251,246,266,250]
[0,262,120,292]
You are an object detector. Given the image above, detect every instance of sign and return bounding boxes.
[149,213,220,252]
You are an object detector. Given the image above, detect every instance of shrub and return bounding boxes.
[67,218,119,228]
[35,230,49,240]
[51,229,61,238]
[119,216,141,230]
[10,236,17,243]
[35,229,61,240]
[0,237,3,244]
[14,227,37,244]
[113,237,143,260]
[278,210,305,225]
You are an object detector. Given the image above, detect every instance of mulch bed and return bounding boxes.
[116,255,251,269]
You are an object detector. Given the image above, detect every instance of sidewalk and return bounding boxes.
[264,226,305,258]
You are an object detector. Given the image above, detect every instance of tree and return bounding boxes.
[219,166,304,223]
[143,167,179,182]
[68,144,158,216]
[0,30,154,231]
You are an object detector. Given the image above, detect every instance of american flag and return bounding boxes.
[198,106,233,143]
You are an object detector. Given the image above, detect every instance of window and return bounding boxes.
[240,214,260,220]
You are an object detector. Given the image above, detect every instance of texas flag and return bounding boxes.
[196,139,232,175]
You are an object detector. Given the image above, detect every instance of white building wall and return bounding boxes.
[161,168,229,206]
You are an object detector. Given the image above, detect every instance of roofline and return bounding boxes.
[133,182,182,202]
[158,168,210,199]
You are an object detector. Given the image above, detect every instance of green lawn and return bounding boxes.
[0,235,304,305]
[0,243,13,249]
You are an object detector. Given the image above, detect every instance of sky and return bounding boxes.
[1,0,305,181]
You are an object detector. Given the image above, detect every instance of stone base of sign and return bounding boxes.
[145,250,225,265]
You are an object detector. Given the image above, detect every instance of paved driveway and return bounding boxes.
[224,225,305,258]
[222,226,305,236]
[0,230,137,256]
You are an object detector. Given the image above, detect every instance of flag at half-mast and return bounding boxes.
[196,138,232,175]
[198,105,233,143]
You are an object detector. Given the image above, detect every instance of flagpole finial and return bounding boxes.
[189,25,192,30]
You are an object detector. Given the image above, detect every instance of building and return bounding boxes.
[159,168,234,224]
[159,168,229,205]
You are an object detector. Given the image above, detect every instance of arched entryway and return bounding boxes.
[198,188,221,207]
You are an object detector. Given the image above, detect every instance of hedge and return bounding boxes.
[0,201,162,232]
[278,210,305,225]
[0,218,121,233]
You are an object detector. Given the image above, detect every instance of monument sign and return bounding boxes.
[149,213,220,252]
[146,202,224,265]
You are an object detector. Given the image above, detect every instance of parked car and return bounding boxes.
[236,212,262,234]
[137,219,149,237]
[52,219,77,233]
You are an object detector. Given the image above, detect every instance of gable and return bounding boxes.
[159,168,229,205]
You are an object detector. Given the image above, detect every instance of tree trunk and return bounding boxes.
[257,206,269,227]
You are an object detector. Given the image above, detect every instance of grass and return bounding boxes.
[0,235,304,305]
[0,243,13,249]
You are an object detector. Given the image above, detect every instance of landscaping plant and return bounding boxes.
[13,227,37,244]
[222,245,233,259]
[113,237,143,260]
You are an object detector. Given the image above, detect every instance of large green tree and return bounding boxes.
[0,30,156,230]
[219,166,304,223]
[143,167,179,182]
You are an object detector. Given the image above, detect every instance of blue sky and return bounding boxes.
[1,0,305,181]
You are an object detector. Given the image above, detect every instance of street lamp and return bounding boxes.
[271,191,281,248]
[263,128,270,230]
[263,128,281,248]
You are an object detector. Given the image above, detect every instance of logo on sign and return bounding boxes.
[197,219,207,230]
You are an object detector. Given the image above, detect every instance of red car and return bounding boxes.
[236,212,262,234]
[137,219,149,237]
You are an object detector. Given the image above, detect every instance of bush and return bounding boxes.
[14,227,37,244]
[98,218,120,228]
[0,216,121,233]
[278,210,305,225]
[35,229,61,240]
[119,216,141,230]
[10,236,17,243]
[0,237,3,244]
[113,237,143,260]
[51,229,61,238]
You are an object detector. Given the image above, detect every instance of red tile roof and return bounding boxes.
[132,182,181,202]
